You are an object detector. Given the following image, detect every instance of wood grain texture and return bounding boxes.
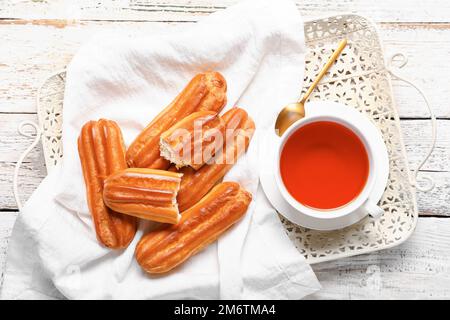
[381,25,450,119]
[0,21,163,114]
[1,0,450,23]
[310,218,450,299]
[1,114,447,215]
[0,0,449,299]
[0,21,448,117]
[0,213,449,298]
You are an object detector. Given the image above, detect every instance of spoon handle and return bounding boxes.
[300,38,347,104]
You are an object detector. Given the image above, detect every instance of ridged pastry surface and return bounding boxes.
[103,168,183,224]
[173,107,255,211]
[78,119,137,249]
[160,111,225,170]
[126,72,227,169]
[135,182,252,274]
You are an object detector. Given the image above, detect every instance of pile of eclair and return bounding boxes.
[78,71,255,274]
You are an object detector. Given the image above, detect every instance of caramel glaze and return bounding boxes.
[103,168,183,224]
[126,72,227,169]
[172,107,255,212]
[78,119,137,249]
[135,182,252,274]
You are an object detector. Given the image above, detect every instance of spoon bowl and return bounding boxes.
[274,102,305,136]
[275,39,347,136]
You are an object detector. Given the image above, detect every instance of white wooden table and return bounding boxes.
[0,0,449,299]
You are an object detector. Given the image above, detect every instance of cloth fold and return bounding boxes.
[1,0,320,299]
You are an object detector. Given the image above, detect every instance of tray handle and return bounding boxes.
[13,121,42,210]
[387,53,437,192]
[13,69,66,210]
[12,55,436,210]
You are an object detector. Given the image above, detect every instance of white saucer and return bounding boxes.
[259,101,389,230]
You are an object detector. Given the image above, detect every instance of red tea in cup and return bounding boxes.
[280,121,369,210]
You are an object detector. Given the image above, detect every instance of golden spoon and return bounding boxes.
[274,38,348,136]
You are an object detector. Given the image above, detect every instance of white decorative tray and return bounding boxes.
[35,15,419,264]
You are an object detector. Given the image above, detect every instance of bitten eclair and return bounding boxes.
[160,111,225,170]
[103,168,183,224]
[135,182,252,274]
[126,72,227,169]
[78,119,137,249]
[173,108,255,212]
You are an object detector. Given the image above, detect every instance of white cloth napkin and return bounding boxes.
[1,0,320,299]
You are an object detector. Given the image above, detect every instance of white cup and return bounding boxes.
[275,114,384,230]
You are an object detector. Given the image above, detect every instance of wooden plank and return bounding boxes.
[400,120,449,173]
[0,114,44,163]
[4,163,447,215]
[1,0,450,23]
[0,113,448,215]
[309,217,450,299]
[0,21,449,117]
[0,212,448,299]
[380,24,450,119]
[0,21,164,114]
[417,172,450,216]
[0,161,47,211]
[0,114,445,172]
[0,0,447,301]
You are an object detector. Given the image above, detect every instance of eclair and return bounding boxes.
[173,108,255,211]
[103,168,183,224]
[160,111,225,170]
[78,119,137,249]
[135,182,252,274]
[126,72,227,169]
